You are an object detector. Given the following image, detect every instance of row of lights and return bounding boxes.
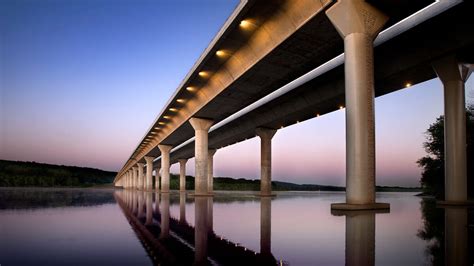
[137,19,257,154]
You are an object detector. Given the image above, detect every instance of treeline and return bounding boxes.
[0,160,116,187]
[167,175,419,192]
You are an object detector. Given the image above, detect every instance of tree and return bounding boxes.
[417,107,474,199]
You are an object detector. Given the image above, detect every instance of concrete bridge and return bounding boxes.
[114,0,474,210]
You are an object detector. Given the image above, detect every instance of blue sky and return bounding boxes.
[1,0,472,186]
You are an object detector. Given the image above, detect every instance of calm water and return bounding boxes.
[0,188,472,265]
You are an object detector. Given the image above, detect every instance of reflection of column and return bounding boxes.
[189,117,214,196]
[178,159,188,192]
[444,207,468,266]
[331,209,385,266]
[179,192,186,224]
[154,192,160,215]
[137,191,144,218]
[145,192,153,225]
[160,193,170,239]
[260,197,271,255]
[207,197,213,233]
[158,145,173,193]
[326,1,389,210]
[195,197,210,265]
[432,57,471,203]
[207,149,217,194]
[256,128,277,196]
[144,156,154,191]
[132,190,137,214]
[154,167,161,192]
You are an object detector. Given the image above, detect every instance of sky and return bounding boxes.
[1,0,472,187]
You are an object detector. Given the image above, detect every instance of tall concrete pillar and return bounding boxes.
[345,211,375,266]
[137,163,145,190]
[256,128,277,196]
[145,192,153,225]
[158,145,173,193]
[179,192,186,224]
[160,193,170,239]
[132,166,138,190]
[326,0,389,210]
[444,207,468,266]
[432,57,472,204]
[189,117,214,196]
[154,167,160,191]
[207,149,217,194]
[144,156,154,191]
[178,159,188,192]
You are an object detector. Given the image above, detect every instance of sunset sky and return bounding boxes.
[1,0,472,187]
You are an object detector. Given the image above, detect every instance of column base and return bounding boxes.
[437,200,474,207]
[331,202,390,211]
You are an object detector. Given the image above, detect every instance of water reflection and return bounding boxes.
[1,188,473,265]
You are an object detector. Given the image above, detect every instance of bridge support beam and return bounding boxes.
[256,128,277,196]
[144,156,154,191]
[189,117,214,196]
[132,166,138,190]
[207,149,217,194]
[432,57,472,205]
[158,145,173,193]
[326,0,389,210]
[178,159,188,192]
[137,163,145,190]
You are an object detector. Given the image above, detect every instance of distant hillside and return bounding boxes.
[0,160,116,187]
[168,175,420,192]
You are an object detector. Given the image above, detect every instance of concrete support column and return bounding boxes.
[189,117,214,196]
[345,212,375,266]
[326,0,389,210]
[154,167,160,192]
[256,128,277,196]
[158,145,173,193]
[432,57,472,204]
[137,163,145,191]
[132,166,138,190]
[144,156,154,191]
[178,159,188,192]
[207,149,217,194]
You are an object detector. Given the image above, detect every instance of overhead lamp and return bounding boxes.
[405,82,412,88]
[239,19,253,28]
[339,105,344,109]
[169,108,178,112]
[186,86,195,92]
[163,115,171,119]
[198,71,208,78]
[176,98,185,103]
[158,121,166,125]
[216,50,227,57]
[316,113,320,117]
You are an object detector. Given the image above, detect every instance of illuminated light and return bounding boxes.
[176,98,186,103]
[239,19,254,28]
[158,122,166,125]
[150,132,157,135]
[198,71,208,78]
[405,82,412,88]
[339,105,344,109]
[186,86,195,92]
[296,120,300,123]
[154,127,161,130]
[216,50,228,57]
[280,125,284,129]
[169,108,178,112]
[163,115,171,119]
[316,113,320,117]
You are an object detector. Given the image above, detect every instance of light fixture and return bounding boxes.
[154,127,161,130]
[158,121,166,125]
[405,82,412,88]
[186,86,195,92]
[339,105,344,109]
[163,115,171,119]
[239,19,253,28]
[316,113,320,117]
[169,108,178,112]
[216,50,227,57]
[177,98,185,103]
[198,71,208,78]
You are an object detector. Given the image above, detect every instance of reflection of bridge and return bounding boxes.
[114,0,473,209]
[114,190,276,265]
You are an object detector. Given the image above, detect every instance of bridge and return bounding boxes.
[114,0,474,210]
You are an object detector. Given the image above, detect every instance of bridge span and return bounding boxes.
[114,0,474,210]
